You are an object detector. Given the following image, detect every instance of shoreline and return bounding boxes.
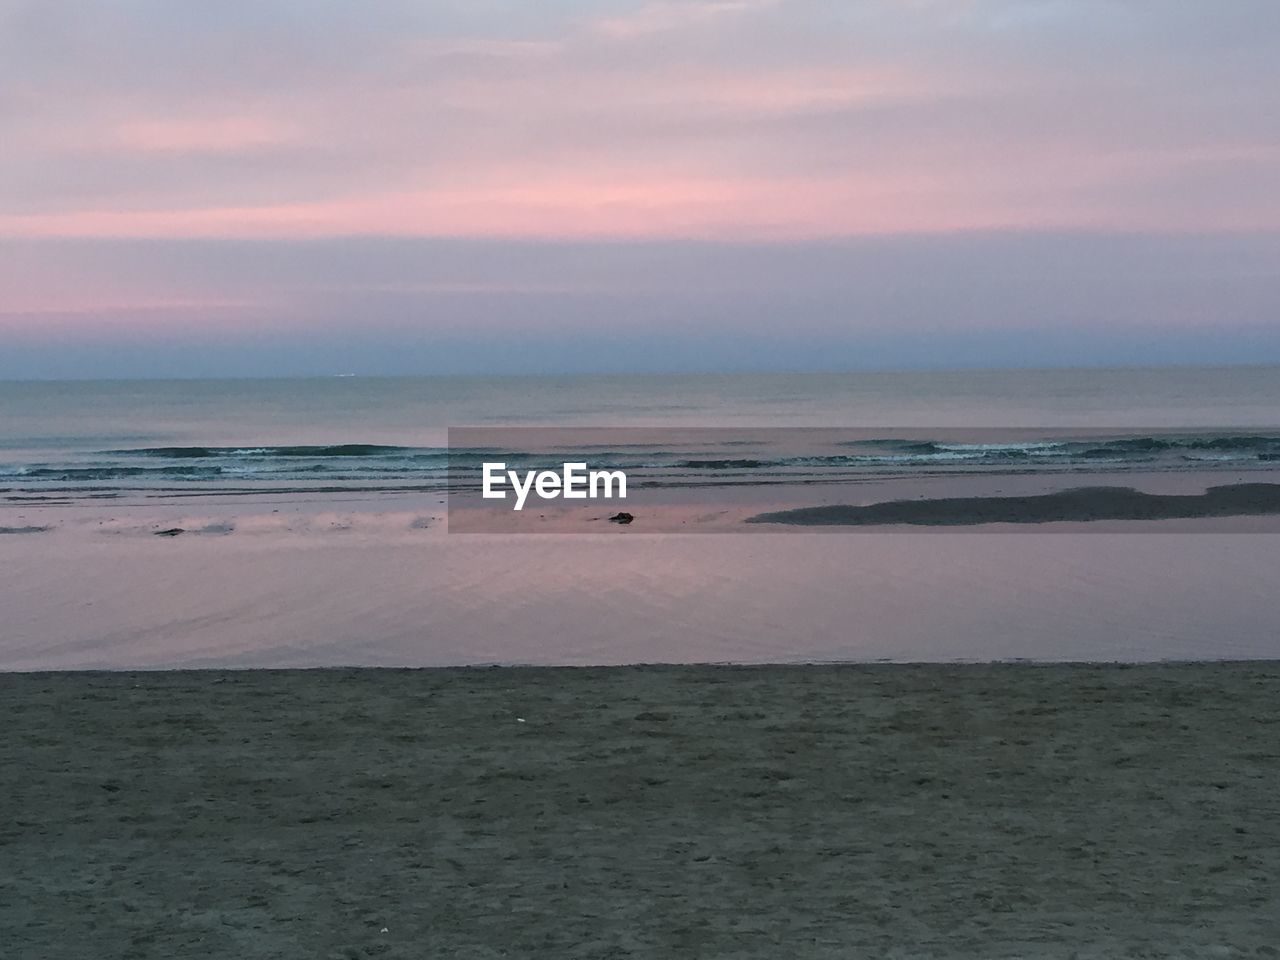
[4,514,1279,670]
[9,468,1280,536]
[2,660,1280,680]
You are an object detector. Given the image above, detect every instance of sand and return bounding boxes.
[3,663,1278,958]
[747,483,1280,527]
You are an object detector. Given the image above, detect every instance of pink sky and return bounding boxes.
[2,0,1278,376]
[5,0,1279,242]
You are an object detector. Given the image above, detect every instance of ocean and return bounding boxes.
[4,366,1280,493]
[2,366,1279,669]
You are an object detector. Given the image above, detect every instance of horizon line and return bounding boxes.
[4,360,1279,385]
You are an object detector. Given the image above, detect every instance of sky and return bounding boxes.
[2,0,1279,378]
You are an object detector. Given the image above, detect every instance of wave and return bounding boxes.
[9,465,227,481]
[848,435,1280,462]
[97,435,1280,470]
[6,432,1277,496]
[105,444,433,459]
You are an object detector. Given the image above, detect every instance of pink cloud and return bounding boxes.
[589,0,781,38]
[3,1,1278,244]
[5,129,1280,243]
[114,114,299,154]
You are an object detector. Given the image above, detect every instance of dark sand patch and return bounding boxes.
[2,664,1278,958]
[748,482,1280,526]
[0,525,51,535]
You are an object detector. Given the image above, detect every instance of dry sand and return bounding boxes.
[3,663,1278,958]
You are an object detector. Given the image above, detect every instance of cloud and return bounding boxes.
[2,0,1279,380]
[4,0,1278,242]
[589,0,781,38]
[5,232,1280,378]
[113,115,300,154]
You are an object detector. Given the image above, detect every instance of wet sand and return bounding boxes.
[748,482,1280,526]
[3,663,1278,958]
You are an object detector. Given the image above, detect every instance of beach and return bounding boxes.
[9,0,1280,954]
[3,663,1278,958]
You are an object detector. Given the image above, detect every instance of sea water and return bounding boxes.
[1,367,1278,669]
